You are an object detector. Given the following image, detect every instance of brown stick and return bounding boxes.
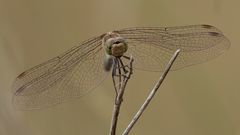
[109,56,134,135]
[122,49,181,135]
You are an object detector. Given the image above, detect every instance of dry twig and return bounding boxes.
[109,49,180,135]
[109,56,134,135]
[122,49,180,135]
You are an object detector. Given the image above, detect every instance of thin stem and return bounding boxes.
[112,58,118,95]
[122,49,181,135]
[109,56,134,135]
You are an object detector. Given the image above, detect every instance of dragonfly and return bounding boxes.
[12,24,230,110]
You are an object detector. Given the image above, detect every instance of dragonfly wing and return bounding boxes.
[116,24,230,71]
[12,35,108,109]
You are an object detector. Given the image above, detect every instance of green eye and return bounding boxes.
[105,46,112,55]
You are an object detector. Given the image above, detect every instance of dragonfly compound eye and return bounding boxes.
[104,36,128,57]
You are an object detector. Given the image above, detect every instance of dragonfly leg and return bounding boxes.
[111,56,133,102]
[122,55,130,60]
[118,55,133,79]
[112,58,123,101]
[112,58,119,96]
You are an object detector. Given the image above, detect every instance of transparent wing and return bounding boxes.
[116,24,230,71]
[12,35,108,109]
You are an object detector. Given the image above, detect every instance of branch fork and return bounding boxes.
[109,49,181,135]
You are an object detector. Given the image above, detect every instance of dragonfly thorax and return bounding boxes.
[103,32,128,57]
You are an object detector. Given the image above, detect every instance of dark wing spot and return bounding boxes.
[208,32,220,36]
[16,71,26,79]
[202,24,214,29]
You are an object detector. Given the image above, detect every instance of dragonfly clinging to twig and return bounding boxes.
[12,24,230,109]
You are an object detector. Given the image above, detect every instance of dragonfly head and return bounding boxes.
[103,32,128,57]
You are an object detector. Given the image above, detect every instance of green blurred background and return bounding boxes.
[0,0,239,135]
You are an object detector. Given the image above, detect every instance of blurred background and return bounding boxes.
[0,0,239,135]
